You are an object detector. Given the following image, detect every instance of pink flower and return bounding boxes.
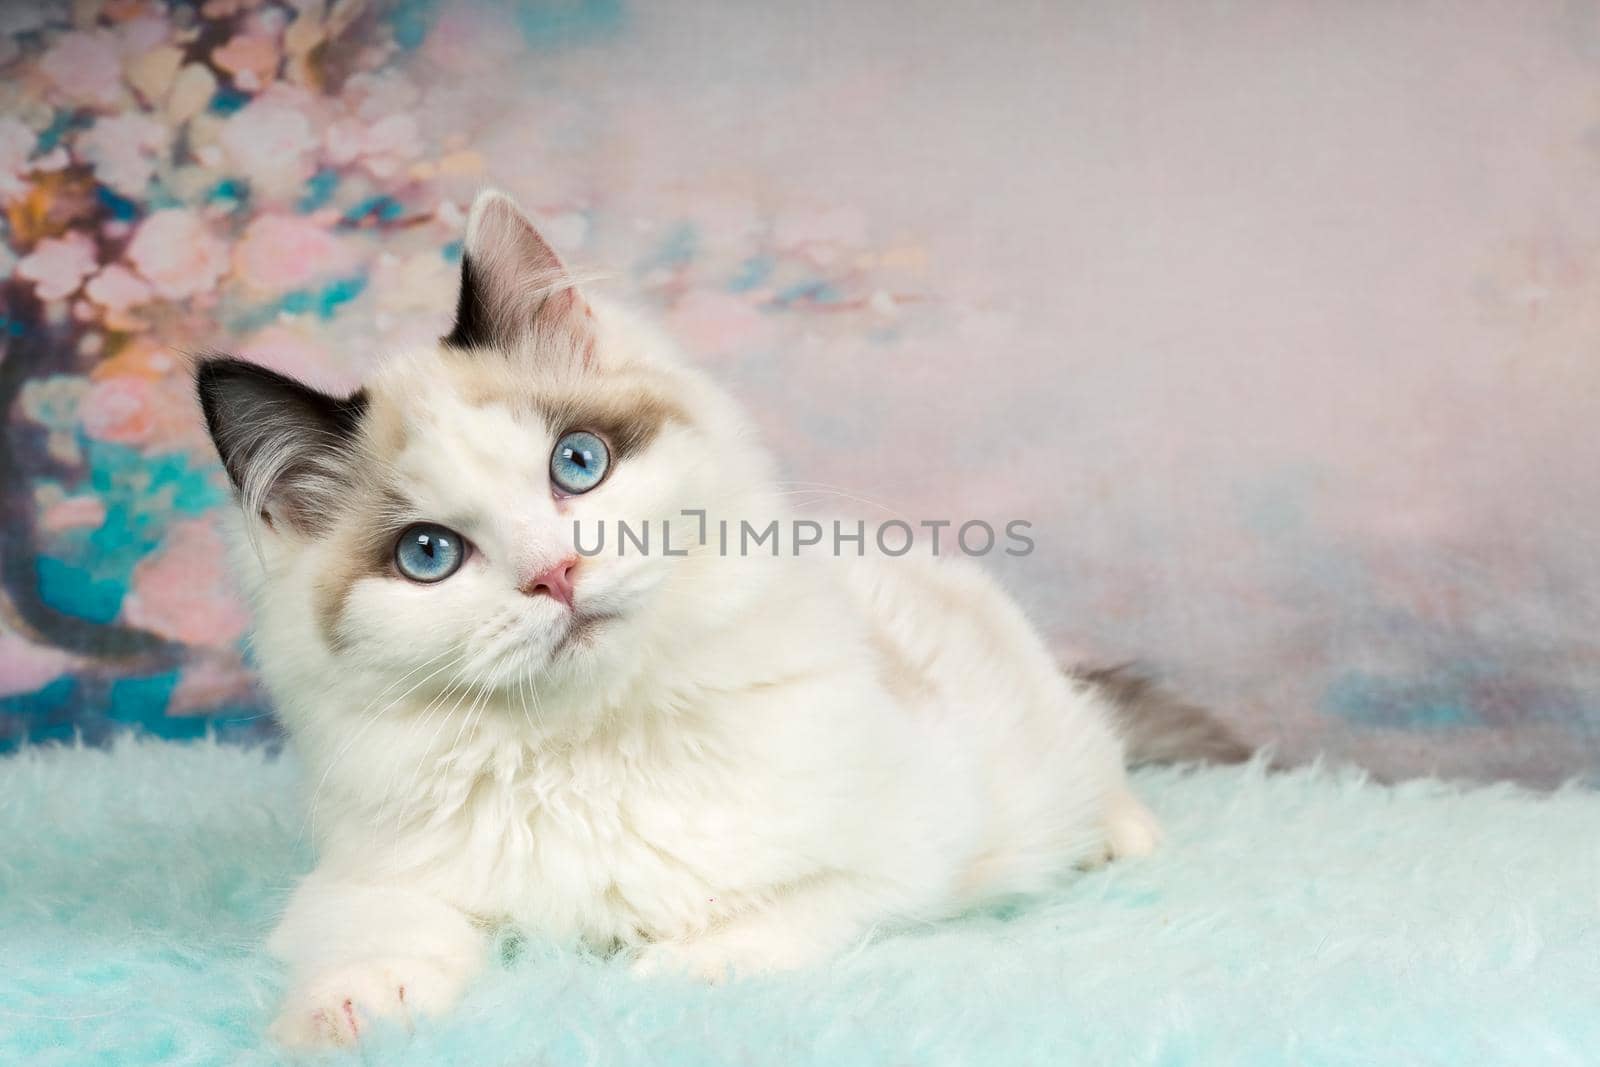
[343,71,421,122]
[79,374,159,445]
[0,628,76,699]
[78,113,168,196]
[39,31,124,107]
[18,233,99,302]
[324,113,422,179]
[116,14,173,57]
[122,519,251,649]
[0,117,34,198]
[218,89,318,197]
[126,209,229,300]
[79,372,209,453]
[39,495,106,533]
[323,118,364,166]
[85,264,153,313]
[29,146,70,173]
[168,653,256,717]
[212,33,281,92]
[357,113,423,174]
[232,214,352,295]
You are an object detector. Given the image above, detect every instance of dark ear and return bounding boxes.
[443,190,593,357]
[195,357,367,535]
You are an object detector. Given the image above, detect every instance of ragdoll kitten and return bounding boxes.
[196,191,1247,1047]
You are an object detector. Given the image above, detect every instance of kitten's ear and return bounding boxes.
[444,190,593,357]
[195,357,367,535]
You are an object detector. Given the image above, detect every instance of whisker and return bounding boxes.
[391,661,495,833]
[299,650,459,844]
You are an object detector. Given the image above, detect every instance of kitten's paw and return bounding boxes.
[1105,790,1163,860]
[269,956,468,1048]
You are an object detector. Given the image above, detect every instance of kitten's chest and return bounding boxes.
[427,734,782,946]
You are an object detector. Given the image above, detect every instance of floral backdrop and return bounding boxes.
[2,0,1598,785]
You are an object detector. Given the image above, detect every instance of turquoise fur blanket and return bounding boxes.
[3,740,1596,1065]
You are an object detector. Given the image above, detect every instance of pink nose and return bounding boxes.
[519,557,577,607]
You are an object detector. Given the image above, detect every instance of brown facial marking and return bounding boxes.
[435,346,690,456]
[535,385,688,459]
[314,486,413,652]
[360,395,408,457]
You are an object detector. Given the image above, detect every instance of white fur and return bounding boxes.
[232,195,1156,1047]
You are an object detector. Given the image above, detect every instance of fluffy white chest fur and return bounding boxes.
[197,191,1234,1048]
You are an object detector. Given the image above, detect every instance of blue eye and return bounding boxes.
[394,523,466,583]
[551,430,610,494]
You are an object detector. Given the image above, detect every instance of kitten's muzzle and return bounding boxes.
[519,557,578,609]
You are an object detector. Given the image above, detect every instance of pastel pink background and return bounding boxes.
[2,1,1597,783]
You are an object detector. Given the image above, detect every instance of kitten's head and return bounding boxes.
[198,192,775,718]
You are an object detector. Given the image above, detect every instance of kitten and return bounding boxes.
[196,191,1247,1047]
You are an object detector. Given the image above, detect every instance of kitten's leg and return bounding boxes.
[267,871,486,1047]
[632,875,900,981]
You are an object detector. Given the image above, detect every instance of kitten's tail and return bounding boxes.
[1072,664,1253,767]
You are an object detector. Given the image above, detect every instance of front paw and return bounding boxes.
[269,955,468,1048]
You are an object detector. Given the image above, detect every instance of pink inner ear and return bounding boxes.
[463,191,594,353]
[506,221,565,278]
[471,193,567,276]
